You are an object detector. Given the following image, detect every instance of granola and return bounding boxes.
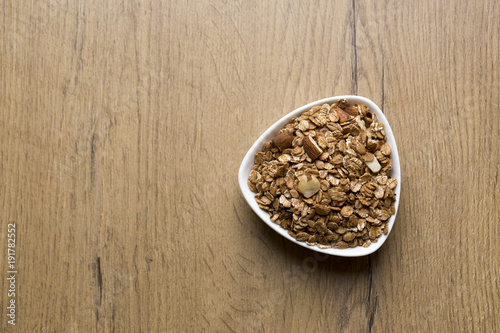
[248,99,397,249]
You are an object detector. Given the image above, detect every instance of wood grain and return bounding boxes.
[0,0,498,331]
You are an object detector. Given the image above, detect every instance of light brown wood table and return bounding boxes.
[1,1,499,332]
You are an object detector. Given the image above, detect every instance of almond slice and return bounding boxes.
[365,156,381,173]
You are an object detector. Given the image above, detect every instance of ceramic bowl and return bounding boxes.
[238,95,400,257]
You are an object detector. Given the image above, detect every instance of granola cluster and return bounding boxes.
[248,99,397,249]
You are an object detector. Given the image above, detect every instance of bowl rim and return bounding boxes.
[238,95,401,257]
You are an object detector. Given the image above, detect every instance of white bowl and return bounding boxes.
[238,95,401,257]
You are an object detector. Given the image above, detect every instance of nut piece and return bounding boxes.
[336,109,353,123]
[344,106,359,117]
[297,174,321,198]
[365,156,381,173]
[272,132,294,151]
[302,135,323,160]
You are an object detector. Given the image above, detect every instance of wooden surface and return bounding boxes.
[1,0,499,332]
